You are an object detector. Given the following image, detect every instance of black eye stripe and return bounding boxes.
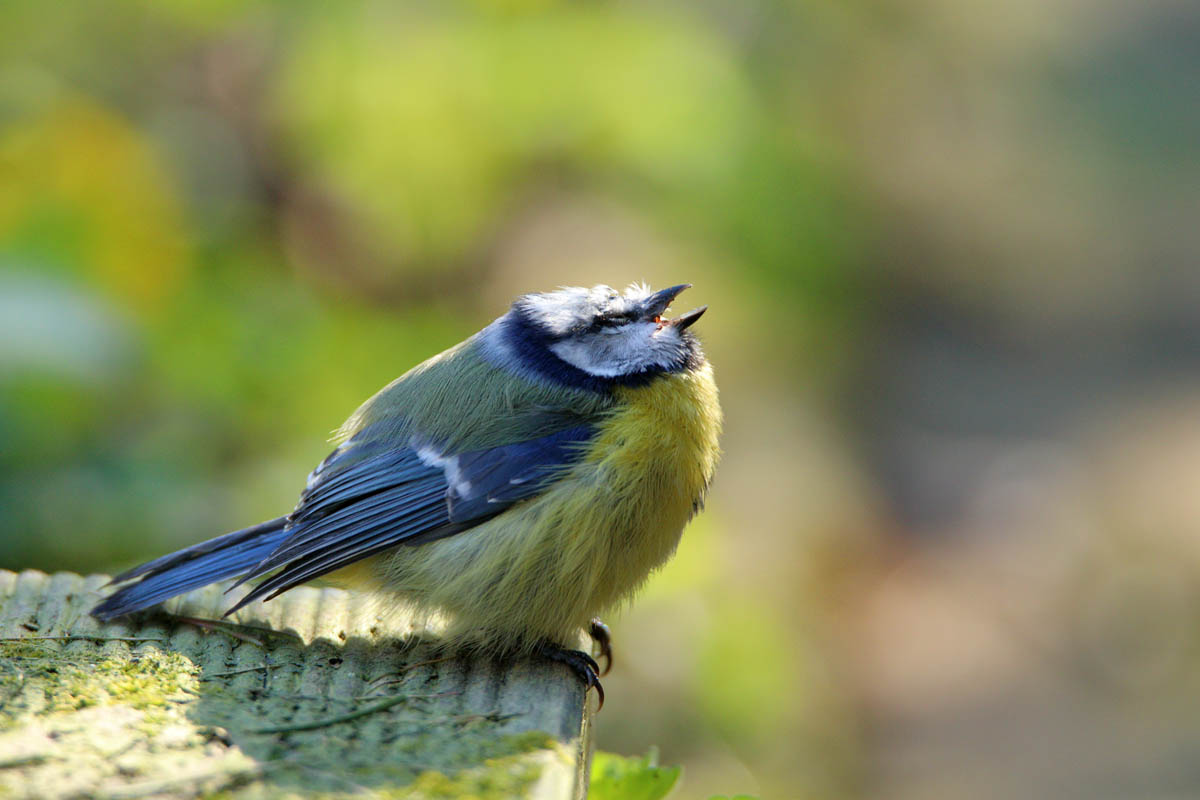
[593,312,638,329]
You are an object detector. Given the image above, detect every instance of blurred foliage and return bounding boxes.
[588,750,682,800]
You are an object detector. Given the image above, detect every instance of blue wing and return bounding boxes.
[222,423,596,614]
[95,424,596,620]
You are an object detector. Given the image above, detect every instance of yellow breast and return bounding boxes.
[368,361,722,653]
[576,360,723,609]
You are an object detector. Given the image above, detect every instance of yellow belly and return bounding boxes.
[368,362,722,653]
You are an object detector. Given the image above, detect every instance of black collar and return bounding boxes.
[504,309,685,393]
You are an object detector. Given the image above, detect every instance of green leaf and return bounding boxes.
[589,749,682,800]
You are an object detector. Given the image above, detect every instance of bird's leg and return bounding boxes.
[537,641,605,710]
[587,618,613,676]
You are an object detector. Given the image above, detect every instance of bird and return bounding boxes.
[91,283,722,703]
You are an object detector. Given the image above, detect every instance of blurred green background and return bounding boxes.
[3,1,1200,797]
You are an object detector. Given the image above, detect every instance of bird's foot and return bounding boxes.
[538,641,605,710]
[587,618,613,676]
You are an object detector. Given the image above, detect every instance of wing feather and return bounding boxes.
[223,423,595,615]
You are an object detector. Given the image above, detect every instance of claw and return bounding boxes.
[587,618,613,676]
[538,641,605,711]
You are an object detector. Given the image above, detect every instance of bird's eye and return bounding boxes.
[595,312,635,329]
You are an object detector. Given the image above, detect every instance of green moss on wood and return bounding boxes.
[0,641,199,722]
[0,571,589,799]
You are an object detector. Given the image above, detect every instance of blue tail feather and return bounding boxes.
[91,517,290,621]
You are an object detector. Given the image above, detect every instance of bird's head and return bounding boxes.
[494,283,707,389]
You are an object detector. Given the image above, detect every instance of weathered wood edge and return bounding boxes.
[0,569,593,799]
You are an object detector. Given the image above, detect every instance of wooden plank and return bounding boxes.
[0,570,592,799]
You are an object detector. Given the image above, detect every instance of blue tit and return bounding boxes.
[92,283,722,701]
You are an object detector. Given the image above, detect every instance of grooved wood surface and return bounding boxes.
[0,570,591,799]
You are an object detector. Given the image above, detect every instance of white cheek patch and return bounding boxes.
[550,323,683,377]
[550,339,628,377]
[414,443,474,498]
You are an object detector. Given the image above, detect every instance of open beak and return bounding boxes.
[669,305,707,331]
[643,284,707,331]
[643,284,691,318]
